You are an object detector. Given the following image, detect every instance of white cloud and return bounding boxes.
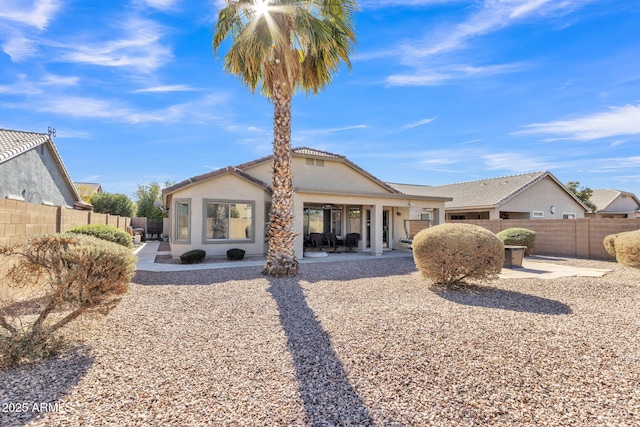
[514,104,640,141]
[133,85,196,93]
[402,117,436,130]
[387,62,526,86]
[0,73,78,95]
[143,0,179,11]
[55,17,173,73]
[404,0,591,60]
[482,152,563,172]
[0,0,61,30]
[1,36,37,61]
[2,93,229,124]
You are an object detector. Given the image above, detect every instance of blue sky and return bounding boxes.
[1,0,639,200]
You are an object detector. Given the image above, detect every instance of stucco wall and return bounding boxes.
[0,143,76,207]
[168,173,271,258]
[606,195,640,212]
[500,176,585,219]
[244,157,391,194]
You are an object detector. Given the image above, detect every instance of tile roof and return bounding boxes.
[0,128,50,164]
[591,189,640,212]
[390,171,586,209]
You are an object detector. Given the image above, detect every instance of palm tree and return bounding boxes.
[213,0,357,277]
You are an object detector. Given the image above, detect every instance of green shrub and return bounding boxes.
[413,223,504,287]
[226,248,246,260]
[180,249,206,264]
[67,224,133,249]
[496,227,536,255]
[605,230,640,268]
[0,233,136,367]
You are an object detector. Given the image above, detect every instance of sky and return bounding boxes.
[1,0,639,201]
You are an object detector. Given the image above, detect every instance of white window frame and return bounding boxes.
[532,211,545,218]
[562,212,576,219]
[174,198,191,243]
[203,199,255,244]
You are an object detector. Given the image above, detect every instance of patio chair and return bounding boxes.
[308,233,326,251]
[323,232,344,252]
[345,233,360,251]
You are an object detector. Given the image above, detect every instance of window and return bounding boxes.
[562,213,576,219]
[532,211,545,218]
[175,199,191,242]
[420,213,431,221]
[450,215,466,220]
[204,200,254,242]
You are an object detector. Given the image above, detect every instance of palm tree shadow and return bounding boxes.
[267,277,375,426]
[433,284,572,315]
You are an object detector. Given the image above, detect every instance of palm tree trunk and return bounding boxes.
[262,83,299,277]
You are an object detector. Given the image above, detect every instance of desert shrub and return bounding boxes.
[67,224,133,249]
[606,230,640,268]
[180,249,206,264]
[0,234,136,367]
[413,223,504,287]
[227,248,246,260]
[496,227,536,255]
[603,233,619,257]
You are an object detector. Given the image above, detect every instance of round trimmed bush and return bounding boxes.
[496,227,535,255]
[413,223,504,287]
[180,249,206,264]
[603,233,619,257]
[605,230,640,268]
[227,248,245,260]
[67,224,133,249]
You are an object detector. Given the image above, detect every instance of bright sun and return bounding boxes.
[253,0,269,16]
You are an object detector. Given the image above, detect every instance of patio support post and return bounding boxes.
[293,196,305,259]
[370,204,383,256]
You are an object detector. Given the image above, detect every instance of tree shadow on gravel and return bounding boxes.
[0,344,93,426]
[433,285,572,315]
[267,277,376,426]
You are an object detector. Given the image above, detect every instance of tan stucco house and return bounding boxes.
[162,147,451,259]
[589,189,640,218]
[390,171,590,221]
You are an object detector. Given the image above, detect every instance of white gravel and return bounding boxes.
[1,256,639,426]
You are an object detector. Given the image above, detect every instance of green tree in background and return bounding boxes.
[91,193,136,217]
[135,181,171,219]
[566,181,597,212]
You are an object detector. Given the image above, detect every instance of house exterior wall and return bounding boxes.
[167,173,271,258]
[500,177,586,219]
[244,157,391,194]
[591,194,640,218]
[0,144,77,207]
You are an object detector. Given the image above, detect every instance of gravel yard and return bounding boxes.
[1,256,639,426]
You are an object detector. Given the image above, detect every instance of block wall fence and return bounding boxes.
[0,198,131,246]
[458,218,640,260]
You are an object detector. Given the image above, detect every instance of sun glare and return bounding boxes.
[253,0,270,16]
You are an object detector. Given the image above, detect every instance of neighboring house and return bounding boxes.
[0,128,89,209]
[162,147,451,259]
[74,182,103,203]
[390,171,590,221]
[589,189,640,218]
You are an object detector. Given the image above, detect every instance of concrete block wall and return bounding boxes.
[0,199,130,243]
[460,218,640,260]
